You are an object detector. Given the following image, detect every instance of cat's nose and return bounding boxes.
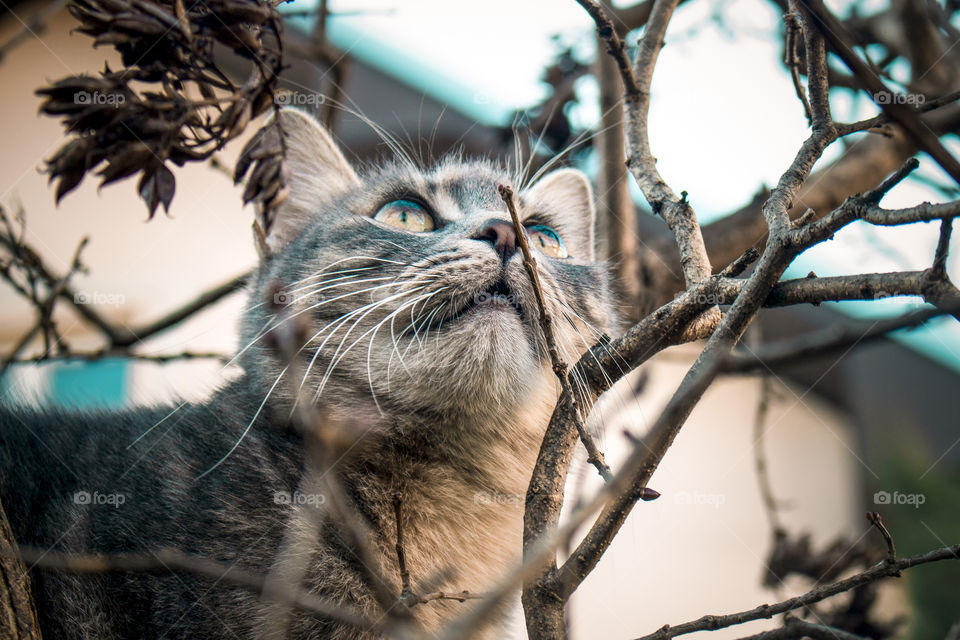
[473,219,518,263]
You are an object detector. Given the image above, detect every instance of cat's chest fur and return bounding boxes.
[258,367,558,637]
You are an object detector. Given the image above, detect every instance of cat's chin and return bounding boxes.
[367,304,545,416]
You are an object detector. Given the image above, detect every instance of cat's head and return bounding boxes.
[241,108,617,424]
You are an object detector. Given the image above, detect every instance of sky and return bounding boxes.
[298,0,960,372]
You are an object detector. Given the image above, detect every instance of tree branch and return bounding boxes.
[500,185,611,481]
[634,543,960,640]
[15,546,375,632]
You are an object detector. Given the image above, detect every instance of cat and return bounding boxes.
[0,107,617,639]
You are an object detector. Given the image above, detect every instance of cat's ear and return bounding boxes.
[254,108,360,258]
[524,168,596,261]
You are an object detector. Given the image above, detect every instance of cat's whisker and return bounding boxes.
[285,275,396,303]
[377,240,415,255]
[320,286,433,387]
[393,289,448,371]
[365,288,448,409]
[311,286,429,403]
[280,268,382,294]
[294,284,431,398]
[519,97,566,190]
[196,365,288,479]
[241,280,428,373]
[320,93,420,172]
[516,97,623,190]
[524,114,622,189]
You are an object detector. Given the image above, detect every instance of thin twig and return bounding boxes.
[932,216,955,279]
[16,546,376,632]
[783,12,812,124]
[804,0,960,186]
[752,362,784,534]
[866,511,898,571]
[498,184,612,481]
[735,617,869,640]
[393,492,414,605]
[573,0,641,97]
[723,305,960,373]
[633,543,960,640]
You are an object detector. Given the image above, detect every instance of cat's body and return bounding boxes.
[0,109,616,638]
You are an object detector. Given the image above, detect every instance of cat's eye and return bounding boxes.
[374,199,435,232]
[527,225,568,259]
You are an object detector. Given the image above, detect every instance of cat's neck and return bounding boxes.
[317,366,559,634]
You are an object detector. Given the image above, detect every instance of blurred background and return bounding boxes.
[1,0,958,637]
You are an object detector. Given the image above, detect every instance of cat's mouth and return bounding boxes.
[451,278,523,320]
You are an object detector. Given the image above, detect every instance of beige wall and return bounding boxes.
[565,346,896,638]
[0,3,257,362]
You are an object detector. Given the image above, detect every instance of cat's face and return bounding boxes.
[242,109,616,421]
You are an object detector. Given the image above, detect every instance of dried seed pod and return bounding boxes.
[638,487,661,502]
[35,0,283,215]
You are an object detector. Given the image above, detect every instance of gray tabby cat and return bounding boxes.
[0,108,617,639]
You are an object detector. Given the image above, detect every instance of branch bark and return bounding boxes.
[634,543,960,640]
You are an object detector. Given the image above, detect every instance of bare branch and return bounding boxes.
[545,6,841,605]
[783,12,812,124]
[392,492,414,605]
[622,0,714,289]
[735,617,870,640]
[633,542,960,640]
[0,502,41,640]
[4,350,230,365]
[499,185,611,481]
[803,0,960,186]
[573,0,641,97]
[0,0,69,63]
[723,305,960,373]
[866,511,898,570]
[15,546,376,632]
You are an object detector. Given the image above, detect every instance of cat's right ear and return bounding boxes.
[253,108,360,259]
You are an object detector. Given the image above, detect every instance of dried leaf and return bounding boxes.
[138,163,176,218]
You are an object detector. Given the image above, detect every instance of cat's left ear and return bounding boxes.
[253,108,360,258]
[524,168,596,261]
